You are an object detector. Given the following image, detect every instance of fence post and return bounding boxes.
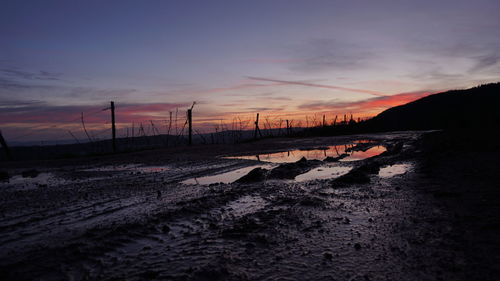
[0,130,12,161]
[187,109,192,145]
[111,101,116,153]
[254,113,262,140]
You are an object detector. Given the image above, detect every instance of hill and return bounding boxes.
[366,82,500,131]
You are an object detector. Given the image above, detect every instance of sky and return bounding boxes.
[1,0,500,142]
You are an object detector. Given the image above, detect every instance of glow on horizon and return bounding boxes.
[1,0,500,142]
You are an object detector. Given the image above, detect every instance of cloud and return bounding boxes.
[247,76,387,97]
[297,91,432,115]
[244,107,285,112]
[0,99,45,109]
[0,68,62,81]
[470,53,500,72]
[0,77,54,90]
[407,68,465,82]
[287,39,374,73]
[0,101,191,124]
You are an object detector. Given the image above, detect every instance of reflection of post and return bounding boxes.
[256,155,260,162]
[0,130,13,161]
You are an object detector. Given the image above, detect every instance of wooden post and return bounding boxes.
[111,101,116,153]
[0,130,13,161]
[323,115,326,127]
[187,109,192,145]
[286,120,289,136]
[254,113,262,140]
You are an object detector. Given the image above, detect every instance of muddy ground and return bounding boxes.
[0,131,498,281]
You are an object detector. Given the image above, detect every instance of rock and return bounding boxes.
[235,167,268,183]
[334,169,370,184]
[323,251,333,260]
[357,162,381,174]
[268,157,319,179]
[323,156,339,162]
[296,156,308,164]
[354,243,362,250]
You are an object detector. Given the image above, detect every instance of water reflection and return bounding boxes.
[295,166,352,182]
[83,164,169,173]
[181,164,274,185]
[339,146,387,162]
[225,142,386,163]
[378,163,412,178]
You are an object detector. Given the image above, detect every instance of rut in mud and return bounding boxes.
[0,132,472,280]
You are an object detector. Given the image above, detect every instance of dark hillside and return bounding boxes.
[366,83,500,131]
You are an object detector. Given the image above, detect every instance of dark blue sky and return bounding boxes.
[1,0,500,140]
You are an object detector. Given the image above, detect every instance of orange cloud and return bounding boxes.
[297,91,432,116]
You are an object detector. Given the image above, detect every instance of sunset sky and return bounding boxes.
[1,0,500,142]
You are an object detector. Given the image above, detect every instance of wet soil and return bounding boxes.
[0,131,497,281]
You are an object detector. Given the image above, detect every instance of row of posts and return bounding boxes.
[1,104,306,160]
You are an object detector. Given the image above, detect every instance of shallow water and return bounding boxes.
[379,163,413,178]
[339,146,387,162]
[225,144,354,163]
[295,165,352,182]
[225,141,386,163]
[83,164,170,173]
[181,164,274,185]
[0,173,59,190]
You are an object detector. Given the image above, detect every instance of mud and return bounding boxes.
[0,131,497,281]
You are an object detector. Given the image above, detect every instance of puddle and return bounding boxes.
[339,146,387,162]
[295,165,353,182]
[225,144,354,163]
[378,163,413,178]
[223,195,267,218]
[83,164,169,173]
[181,165,274,185]
[226,141,386,164]
[0,173,65,190]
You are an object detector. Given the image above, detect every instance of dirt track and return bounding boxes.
[0,131,497,281]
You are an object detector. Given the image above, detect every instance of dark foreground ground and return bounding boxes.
[0,131,498,281]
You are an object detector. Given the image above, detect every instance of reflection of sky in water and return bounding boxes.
[83,165,169,172]
[182,164,274,185]
[295,166,352,182]
[379,163,413,178]
[225,142,386,163]
[339,146,387,162]
[225,144,352,163]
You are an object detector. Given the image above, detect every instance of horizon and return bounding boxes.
[2,0,500,143]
